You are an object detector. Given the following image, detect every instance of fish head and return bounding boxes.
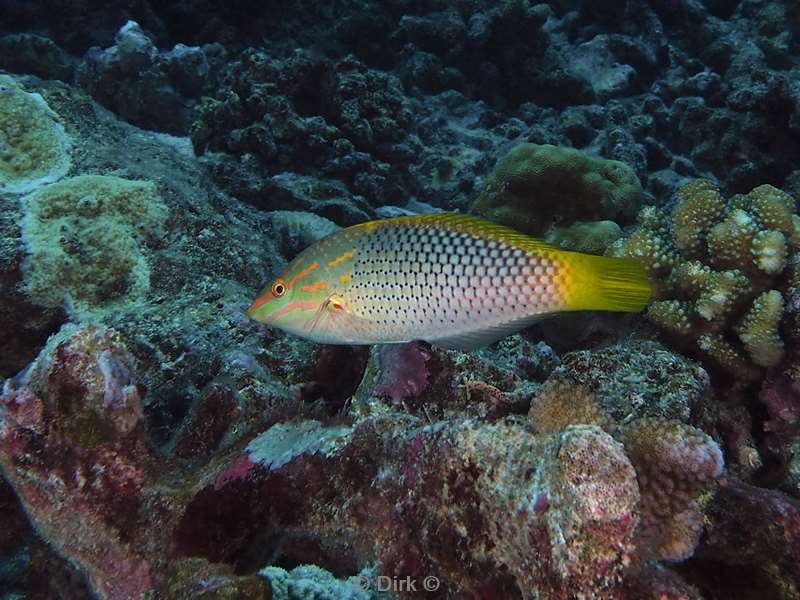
[246,257,345,341]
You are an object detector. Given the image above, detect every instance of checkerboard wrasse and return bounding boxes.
[247,214,651,350]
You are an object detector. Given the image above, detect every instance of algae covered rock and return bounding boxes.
[554,338,710,423]
[20,174,167,316]
[0,324,153,600]
[471,143,642,236]
[267,210,341,257]
[0,74,71,193]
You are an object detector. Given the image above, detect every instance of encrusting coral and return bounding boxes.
[0,74,71,193]
[471,143,642,237]
[20,174,167,316]
[610,179,798,379]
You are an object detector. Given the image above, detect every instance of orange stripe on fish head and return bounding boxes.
[287,261,318,289]
[247,259,332,327]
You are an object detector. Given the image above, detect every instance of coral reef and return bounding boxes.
[0,323,728,600]
[190,48,414,211]
[2,1,800,598]
[611,179,798,380]
[0,73,70,193]
[470,143,643,237]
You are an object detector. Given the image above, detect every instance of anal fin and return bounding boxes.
[425,314,547,351]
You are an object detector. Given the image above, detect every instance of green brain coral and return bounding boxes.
[610,179,797,379]
[20,175,167,316]
[471,143,642,237]
[0,74,70,193]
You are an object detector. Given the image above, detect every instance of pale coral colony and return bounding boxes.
[2,3,800,600]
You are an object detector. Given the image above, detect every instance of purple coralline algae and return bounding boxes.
[0,325,153,600]
[1,326,732,599]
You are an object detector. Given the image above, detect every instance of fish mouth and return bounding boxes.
[246,292,273,319]
[245,300,267,321]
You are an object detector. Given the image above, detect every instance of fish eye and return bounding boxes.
[272,280,286,297]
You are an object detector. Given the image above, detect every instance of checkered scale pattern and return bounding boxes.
[340,217,569,342]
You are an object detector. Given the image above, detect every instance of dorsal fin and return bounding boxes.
[353,213,563,256]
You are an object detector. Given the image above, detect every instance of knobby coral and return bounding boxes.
[471,143,642,237]
[610,179,798,379]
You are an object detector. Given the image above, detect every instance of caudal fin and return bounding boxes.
[566,254,652,313]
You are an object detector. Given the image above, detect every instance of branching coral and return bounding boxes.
[624,419,723,514]
[739,290,785,368]
[471,143,642,236]
[621,418,724,561]
[610,179,797,379]
[671,179,726,259]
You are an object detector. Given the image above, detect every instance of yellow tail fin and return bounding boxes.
[565,253,652,313]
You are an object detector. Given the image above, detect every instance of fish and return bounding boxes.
[246,214,652,350]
